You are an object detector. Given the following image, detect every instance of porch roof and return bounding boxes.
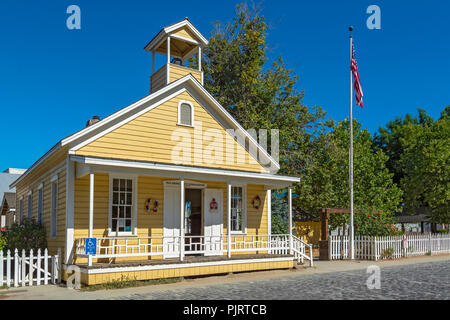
[71,155,300,188]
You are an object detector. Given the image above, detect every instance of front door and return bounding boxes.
[203,189,223,256]
[163,186,181,258]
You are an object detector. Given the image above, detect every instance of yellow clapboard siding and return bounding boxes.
[75,91,265,172]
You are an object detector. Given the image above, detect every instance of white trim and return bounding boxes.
[65,158,75,264]
[229,184,247,234]
[71,155,299,185]
[177,100,194,127]
[267,189,272,237]
[70,87,187,152]
[144,19,208,53]
[69,257,293,275]
[50,179,58,239]
[108,174,138,237]
[170,34,200,46]
[19,196,23,201]
[163,179,207,189]
[50,174,58,183]
[27,190,32,196]
[37,183,43,190]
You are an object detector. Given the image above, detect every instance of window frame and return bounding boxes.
[50,179,58,239]
[177,100,194,127]
[108,174,138,237]
[229,184,247,234]
[27,190,33,220]
[19,197,23,223]
[37,183,44,225]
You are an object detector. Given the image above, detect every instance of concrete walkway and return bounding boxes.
[1,255,449,300]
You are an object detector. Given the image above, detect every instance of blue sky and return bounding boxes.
[0,0,449,170]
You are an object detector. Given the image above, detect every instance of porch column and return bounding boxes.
[88,172,94,267]
[267,189,271,254]
[180,177,185,262]
[227,183,231,258]
[288,185,293,255]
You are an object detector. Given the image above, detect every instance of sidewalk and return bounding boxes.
[1,254,449,300]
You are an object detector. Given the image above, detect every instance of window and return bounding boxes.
[37,184,43,224]
[27,192,32,220]
[19,198,23,223]
[50,182,58,238]
[230,186,245,232]
[178,101,193,126]
[111,177,135,234]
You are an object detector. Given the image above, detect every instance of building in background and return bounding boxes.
[0,168,26,229]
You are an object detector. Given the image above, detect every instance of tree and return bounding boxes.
[193,2,331,178]
[271,190,289,234]
[400,106,450,224]
[374,108,435,186]
[296,119,403,236]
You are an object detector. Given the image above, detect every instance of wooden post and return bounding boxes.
[36,249,41,286]
[14,249,18,287]
[21,249,26,287]
[57,248,62,284]
[288,186,293,255]
[319,209,330,260]
[227,183,232,258]
[88,171,94,267]
[180,178,185,262]
[29,249,34,287]
[6,250,11,287]
[44,249,48,285]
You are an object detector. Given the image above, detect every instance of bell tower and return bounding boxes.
[144,18,209,93]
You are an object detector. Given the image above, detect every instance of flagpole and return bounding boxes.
[349,26,355,260]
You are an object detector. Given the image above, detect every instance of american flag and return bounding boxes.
[351,43,363,107]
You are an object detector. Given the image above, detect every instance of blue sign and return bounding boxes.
[85,238,97,255]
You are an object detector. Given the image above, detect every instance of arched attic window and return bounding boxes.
[178,101,194,127]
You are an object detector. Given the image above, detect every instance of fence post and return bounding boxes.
[51,253,56,284]
[328,236,332,260]
[14,249,18,287]
[373,237,377,261]
[0,251,3,287]
[428,232,432,255]
[37,249,41,286]
[21,249,26,287]
[29,249,34,287]
[57,248,62,284]
[6,250,11,287]
[44,249,48,285]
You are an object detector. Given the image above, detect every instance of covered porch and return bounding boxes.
[68,155,313,274]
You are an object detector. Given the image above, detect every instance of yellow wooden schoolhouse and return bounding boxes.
[11,18,312,285]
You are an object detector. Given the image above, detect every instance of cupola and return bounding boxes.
[144,18,209,93]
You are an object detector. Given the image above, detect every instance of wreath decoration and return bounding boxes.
[252,195,261,209]
[145,199,159,213]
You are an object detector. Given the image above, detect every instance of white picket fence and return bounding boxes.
[0,248,61,287]
[330,234,450,261]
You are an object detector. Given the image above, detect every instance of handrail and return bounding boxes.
[75,234,314,268]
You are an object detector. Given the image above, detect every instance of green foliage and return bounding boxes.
[6,219,47,253]
[399,107,450,224]
[270,191,290,234]
[375,106,450,224]
[381,247,395,259]
[297,119,403,230]
[194,2,331,181]
[0,232,7,251]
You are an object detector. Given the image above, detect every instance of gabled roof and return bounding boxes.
[2,192,16,210]
[0,172,21,198]
[144,18,209,53]
[11,74,282,187]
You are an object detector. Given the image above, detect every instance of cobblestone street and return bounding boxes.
[109,260,450,300]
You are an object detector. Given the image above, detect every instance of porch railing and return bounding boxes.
[75,234,313,266]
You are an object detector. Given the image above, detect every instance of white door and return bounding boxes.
[163,186,181,258]
[203,189,223,256]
